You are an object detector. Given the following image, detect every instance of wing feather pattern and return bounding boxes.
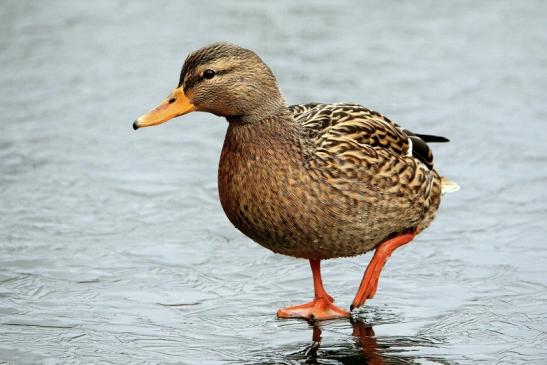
[289,103,446,170]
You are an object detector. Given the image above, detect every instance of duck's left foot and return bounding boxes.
[277,296,349,320]
[351,230,418,311]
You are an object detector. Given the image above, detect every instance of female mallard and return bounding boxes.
[133,43,458,320]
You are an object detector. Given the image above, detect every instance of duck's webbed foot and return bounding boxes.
[277,296,349,320]
[277,259,349,321]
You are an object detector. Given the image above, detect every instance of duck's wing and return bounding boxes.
[289,103,448,170]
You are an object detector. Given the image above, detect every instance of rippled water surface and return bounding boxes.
[1,1,547,364]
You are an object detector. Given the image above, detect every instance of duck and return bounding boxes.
[133,43,458,320]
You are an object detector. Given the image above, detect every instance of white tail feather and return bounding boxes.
[441,177,460,194]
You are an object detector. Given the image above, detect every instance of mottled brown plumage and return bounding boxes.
[134,43,457,319]
[218,101,443,260]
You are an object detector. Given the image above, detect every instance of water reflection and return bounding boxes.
[270,319,452,365]
[350,320,383,365]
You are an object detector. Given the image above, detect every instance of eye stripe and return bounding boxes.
[180,66,236,90]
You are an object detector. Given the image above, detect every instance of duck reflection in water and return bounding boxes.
[301,319,384,365]
[285,318,449,365]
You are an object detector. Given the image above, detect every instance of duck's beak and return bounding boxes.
[133,87,196,130]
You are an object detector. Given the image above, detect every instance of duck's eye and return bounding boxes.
[203,69,216,79]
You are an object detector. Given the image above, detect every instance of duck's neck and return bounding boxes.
[226,91,287,125]
[224,108,302,153]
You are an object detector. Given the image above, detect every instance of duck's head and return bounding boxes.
[133,43,285,130]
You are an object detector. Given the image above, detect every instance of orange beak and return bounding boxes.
[133,87,196,130]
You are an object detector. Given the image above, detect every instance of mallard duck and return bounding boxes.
[133,43,458,320]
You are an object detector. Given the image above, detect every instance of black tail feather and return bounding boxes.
[402,129,449,143]
[414,134,449,143]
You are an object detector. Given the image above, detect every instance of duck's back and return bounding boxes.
[290,102,442,170]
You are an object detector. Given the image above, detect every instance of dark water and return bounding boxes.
[1,1,546,364]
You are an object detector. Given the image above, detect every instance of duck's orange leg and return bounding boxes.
[351,230,418,311]
[277,259,349,320]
